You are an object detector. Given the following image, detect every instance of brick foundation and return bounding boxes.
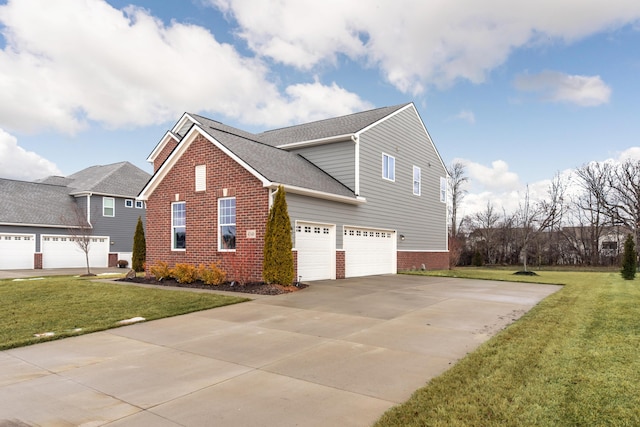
[397,251,449,271]
[34,253,42,269]
[336,250,345,279]
[108,253,118,268]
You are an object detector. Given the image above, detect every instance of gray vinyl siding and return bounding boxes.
[89,195,145,253]
[288,141,356,191]
[287,107,447,251]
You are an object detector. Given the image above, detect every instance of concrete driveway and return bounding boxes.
[0,274,561,426]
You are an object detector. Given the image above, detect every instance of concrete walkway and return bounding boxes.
[0,274,561,426]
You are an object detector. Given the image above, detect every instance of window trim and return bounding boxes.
[413,166,421,196]
[103,197,115,217]
[382,153,395,182]
[124,199,134,208]
[218,197,236,252]
[135,200,144,209]
[171,201,186,251]
[440,177,447,203]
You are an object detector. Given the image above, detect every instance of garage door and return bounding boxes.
[41,235,110,269]
[295,222,335,281]
[344,226,396,277]
[0,233,36,269]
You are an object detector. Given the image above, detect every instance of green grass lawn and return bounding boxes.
[0,275,249,350]
[376,269,640,427]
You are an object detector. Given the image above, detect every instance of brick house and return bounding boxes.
[138,103,449,282]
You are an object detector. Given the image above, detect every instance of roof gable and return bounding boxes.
[0,179,77,227]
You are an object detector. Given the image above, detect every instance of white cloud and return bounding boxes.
[208,0,640,94]
[455,110,476,124]
[616,146,640,162]
[466,159,521,192]
[0,128,61,180]
[0,0,371,134]
[514,71,611,106]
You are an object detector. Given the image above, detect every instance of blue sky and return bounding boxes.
[1,0,640,217]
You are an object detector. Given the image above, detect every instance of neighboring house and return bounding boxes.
[139,103,449,282]
[0,161,151,270]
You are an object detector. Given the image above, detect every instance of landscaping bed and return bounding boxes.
[120,276,307,295]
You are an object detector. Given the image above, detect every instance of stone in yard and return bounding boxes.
[125,269,136,280]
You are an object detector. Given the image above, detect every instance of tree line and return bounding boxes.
[448,159,640,268]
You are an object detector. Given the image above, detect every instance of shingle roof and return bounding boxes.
[0,179,77,226]
[192,116,355,198]
[257,103,409,146]
[1,162,151,227]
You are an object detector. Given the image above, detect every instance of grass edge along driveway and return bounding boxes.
[0,275,248,350]
[375,269,640,427]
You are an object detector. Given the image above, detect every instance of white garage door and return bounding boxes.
[344,227,396,278]
[0,233,35,269]
[41,235,110,269]
[295,222,335,281]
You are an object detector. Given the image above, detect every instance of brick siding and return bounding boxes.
[336,250,345,279]
[145,134,270,283]
[154,139,179,172]
[397,251,449,271]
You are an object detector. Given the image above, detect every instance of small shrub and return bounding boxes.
[171,263,198,284]
[472,250,484,267]
[149,261,171,281]
[198,263,227,286]
[621,234,637,280]
[116,259,128,268]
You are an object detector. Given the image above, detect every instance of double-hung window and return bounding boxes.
[103,197,115,217]
[413,166,421,196]
[172,202,186,250]
[440,177,447,203]
[382,153,395,181]
[218,197,236,251]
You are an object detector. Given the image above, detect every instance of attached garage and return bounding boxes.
[0,233,36,269]
[343,226,396,277]
[41,235,110,269]
[295,222,335,281]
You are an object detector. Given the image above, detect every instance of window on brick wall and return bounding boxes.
[172,201,186,250]
[218,197,236,251]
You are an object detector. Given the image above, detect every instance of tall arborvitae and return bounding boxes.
[621,234,637,280]
[132,216,146,272]
[263,186,294,285]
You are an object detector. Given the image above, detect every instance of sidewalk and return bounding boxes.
[0,267,125,279]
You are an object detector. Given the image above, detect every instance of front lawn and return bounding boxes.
[0,275,248,350]
[376,269,640,426]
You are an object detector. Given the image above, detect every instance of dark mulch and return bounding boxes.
[513,270,539,276]
[118,276,307,295]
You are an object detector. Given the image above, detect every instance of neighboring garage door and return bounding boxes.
[0,233,36,269]
[41,235,110,269]
[344,226,396,277]
[295,222,335,281]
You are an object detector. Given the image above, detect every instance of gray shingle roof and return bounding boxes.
[257,103,409,146]
[1,162,151,226]
[193,116,356,198]
[0,179,77,226]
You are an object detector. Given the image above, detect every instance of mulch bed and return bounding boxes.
[118,276,307,295]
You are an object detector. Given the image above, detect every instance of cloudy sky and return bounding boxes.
[1,0,640,218]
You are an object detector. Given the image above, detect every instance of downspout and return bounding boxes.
[352,134,360,196]
[86,193,93,227]
[269,186,279,209]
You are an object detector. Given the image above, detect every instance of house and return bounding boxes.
[138,103,449,282]
[0,161,151,270]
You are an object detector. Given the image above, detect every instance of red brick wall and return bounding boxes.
[108,253,118,268]
[34,253,42,269]
[154,140,179,172]
[336,250,345,279]
[145,133,270,283]
[397,251,449,271]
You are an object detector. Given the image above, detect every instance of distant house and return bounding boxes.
[0,161,151,270]
[139,103,449,282]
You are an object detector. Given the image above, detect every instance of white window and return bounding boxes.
[218,197,236,251]
[125,199,134,208]
[440,177,447,203]
[413,166,421,196]
[135,200,144,209]
[382,153,395,181]
[172,202,186,250]
[103,197,115,217]
[195,164,206,192]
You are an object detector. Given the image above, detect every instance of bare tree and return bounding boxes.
[63,203,95,276]
[447,161,468,237]
[472,201,501,264]
[608,159,640,245]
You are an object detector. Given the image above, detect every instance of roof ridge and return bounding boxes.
[0,177,69,188]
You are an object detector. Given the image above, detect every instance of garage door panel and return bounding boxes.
[41,235,109,269]
[295,223,335,281]
[344,227,396,278]
[0,233,35,269]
